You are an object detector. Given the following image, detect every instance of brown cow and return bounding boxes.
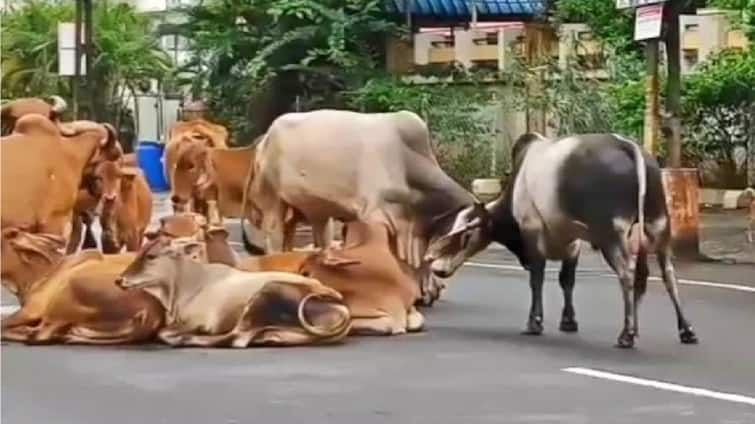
[97,163,153,254]
[234,221,425,336]
[116,238,352,348]
[0,215,215,345]
[1,115,121,244]
[0,95,67,135]
[164,118,229,211]
[169,138,268,253]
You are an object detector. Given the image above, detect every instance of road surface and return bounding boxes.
[2,220,755,424]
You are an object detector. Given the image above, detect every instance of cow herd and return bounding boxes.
[0,96,699,350]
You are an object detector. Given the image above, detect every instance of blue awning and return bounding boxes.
[385,0,546,18]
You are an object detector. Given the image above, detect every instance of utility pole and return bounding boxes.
[665,0,683,167]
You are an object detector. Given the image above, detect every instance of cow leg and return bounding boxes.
[633,249,649,337]
[311,219,334,249]
[66,215,84,254]
[1,309,40,330]
[350,316,401,336]
[81,212,98,250]
[172,332,236,348]
[157,324,199,347]
[600,241,637,348]
[407,307,425,333]
[26,321,72,345]
[657,250,698,344]
[523,255,546,335]
[558,254,579,333]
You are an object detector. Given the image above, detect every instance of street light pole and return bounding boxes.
[73,0,81,119]
[84,0,94,120]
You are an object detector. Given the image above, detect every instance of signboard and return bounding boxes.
[634,4,664,41]
[57,22,86,76]
[616,0,665,10]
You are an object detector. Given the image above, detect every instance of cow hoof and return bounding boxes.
[522,318,543,335]
[559,318,579,333]
[615,330,636,349]
[679,327,698,344]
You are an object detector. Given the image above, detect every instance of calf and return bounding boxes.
[427,133,698,348]
[116,238,352,347]
[97,163,153,253]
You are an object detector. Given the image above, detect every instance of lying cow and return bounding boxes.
[426,133,698,348]
[212,220,424,336]
[116,238,352,347]
[0,215,215,345]
[244,109,476,305]
[0,95,67,135]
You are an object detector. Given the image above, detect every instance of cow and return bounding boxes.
[164,118,229,211]
[233,220,425,336]
[1,115,122,246]
[115,237,352,348]
[0,215,221,345]
[97,163,153,253]
[1,95,67,135]
[243,109,477,306]
[426,133,699,348]
[168,137,267,253]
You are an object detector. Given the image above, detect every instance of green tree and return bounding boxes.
[683,48,755,186]
[179,0,400,141]
[1,0,171,130]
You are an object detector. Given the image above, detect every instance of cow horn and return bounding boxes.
[297,293,349,337]
[47,95,67,114]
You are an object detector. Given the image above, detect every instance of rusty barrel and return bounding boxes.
[661,168,701,259]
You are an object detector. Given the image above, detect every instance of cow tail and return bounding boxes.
[618,135,646,254]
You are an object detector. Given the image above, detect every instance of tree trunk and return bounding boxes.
[665,0,683,168]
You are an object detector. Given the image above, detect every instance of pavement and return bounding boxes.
[2,194,755,423]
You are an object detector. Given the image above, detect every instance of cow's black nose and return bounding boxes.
[170,195,184,204]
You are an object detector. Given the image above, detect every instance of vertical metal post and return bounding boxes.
[84,0,94,120]
[665,0,683,168]
[642,40,660,155]
[73,0,82,119]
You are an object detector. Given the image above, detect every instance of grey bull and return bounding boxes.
[426,132,698,348]
[243,109,478,305]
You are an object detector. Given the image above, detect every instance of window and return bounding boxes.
[683,49,698,68]
[161,34,190,66]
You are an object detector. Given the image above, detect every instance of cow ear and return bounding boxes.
[318,249,361,267]
[181,241,204,258]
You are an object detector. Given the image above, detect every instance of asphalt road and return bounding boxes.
[3,220,755,424]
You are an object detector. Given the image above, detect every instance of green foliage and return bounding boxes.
[1,0,73,98]
[1,0,171,127]
[346,75,497,188]
[180,0,400,140]
[682,48,755,185]
[553,0,635,51]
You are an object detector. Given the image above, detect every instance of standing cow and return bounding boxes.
[243,109,476,305]
[426,133,698,348]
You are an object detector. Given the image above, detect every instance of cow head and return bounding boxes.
[425,202,494,278]
[1,228,66,299]
[116,237,205,291]
[144,213,208,242]
[0,96,67,136]
[239,278,351,346]
[170,141,211,212]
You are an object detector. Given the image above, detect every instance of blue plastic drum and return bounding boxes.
[135,140,169,192]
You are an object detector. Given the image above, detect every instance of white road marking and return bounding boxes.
[464,262,755,293]
[563,367,755,407]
